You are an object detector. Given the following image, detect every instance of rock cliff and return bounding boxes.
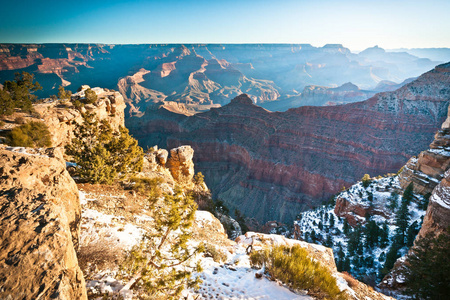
[0,146,87,299]
[0,43,439,108]
[127,63,450,224]
[33,86,126,148]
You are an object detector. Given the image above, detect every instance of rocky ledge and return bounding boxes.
[0,146,87,299]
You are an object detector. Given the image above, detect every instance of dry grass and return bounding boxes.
[341,271,359,288]
[77,241,125,275]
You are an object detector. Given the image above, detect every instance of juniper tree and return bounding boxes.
[6,121,51,147]
[0,71,42,116]
[121,189,203,299]
[58,85,72,100]
[84,88,97,104]
[65,113,143,184]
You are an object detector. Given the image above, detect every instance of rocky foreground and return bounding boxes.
[0,142,396,299]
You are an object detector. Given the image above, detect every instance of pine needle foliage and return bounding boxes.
[250,245,347,300]
[65,113,143,184]
[6,121,52,147]
[0,72,42,116]
[58,85,72,100]
[121,189,204,299]
[402,228,450,300]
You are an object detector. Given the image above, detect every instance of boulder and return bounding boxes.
[0,146,87,299]
[166,145,195,185]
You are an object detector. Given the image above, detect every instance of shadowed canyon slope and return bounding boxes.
[0,43,442,111]
[127,63,450,224]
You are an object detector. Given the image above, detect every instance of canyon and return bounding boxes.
[0,43,442,112]
[127,63,450,224]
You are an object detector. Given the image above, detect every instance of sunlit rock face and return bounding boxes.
[128,63,450,224]
[0,146,87,299]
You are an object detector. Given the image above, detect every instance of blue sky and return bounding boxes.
[0,0,449,50]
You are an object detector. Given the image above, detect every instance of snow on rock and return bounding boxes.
[293,175,427,284]
[430,185,450,209]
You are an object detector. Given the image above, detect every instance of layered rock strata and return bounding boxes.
[128,63,450,224]
[398,105,450,195]
[0,146,87,299]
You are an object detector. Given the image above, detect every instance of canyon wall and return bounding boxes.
[127,63,450,224]
[0,43,440,112]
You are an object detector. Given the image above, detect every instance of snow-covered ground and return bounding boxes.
[189,244,311,300]
[79,191,313,299]
[293,175,427,282]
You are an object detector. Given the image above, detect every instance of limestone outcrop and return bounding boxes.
[417,169,450,239]
[0,145,87,299]
[33,86,126,148]
[166,145,195,185]
[398,105,450,195]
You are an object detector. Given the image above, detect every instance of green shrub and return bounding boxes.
[65,113,143,184]
[129,176,162,199]
[6,121,52,147]
[0,72,42,116]
[121,190,203,299]
[250,245,346,300]
[204,243,228,263]
[84,88,97,104]
[73,100,83,110]
[194,172,205,185]
[58,85,72,100]
[361,174,371,188]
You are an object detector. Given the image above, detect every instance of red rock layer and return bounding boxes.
[128,63,450,223]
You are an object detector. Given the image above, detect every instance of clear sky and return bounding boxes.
[0,0,449,51]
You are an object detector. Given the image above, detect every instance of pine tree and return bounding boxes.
[403,182,414,205]
[329,214,335,228]
[343,219,350,235]
[343,257,351,272]
[336,244,345,271]
[58,85,72,100]
[65,113,143,184]
[234,209,249,234]
[1,71,42,116]
[324,234,333,248]
[348,226,362,255]
[382,242,401,277]
[388,191,399,211]
[402,229,450,300]
[379,221,390,248]
[419,193,431,210]
[121,189,203,299]
[406,221,420,247]
[395,195,411,246]
[364,219,379,248]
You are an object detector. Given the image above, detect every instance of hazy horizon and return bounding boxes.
[1,0,449,51]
